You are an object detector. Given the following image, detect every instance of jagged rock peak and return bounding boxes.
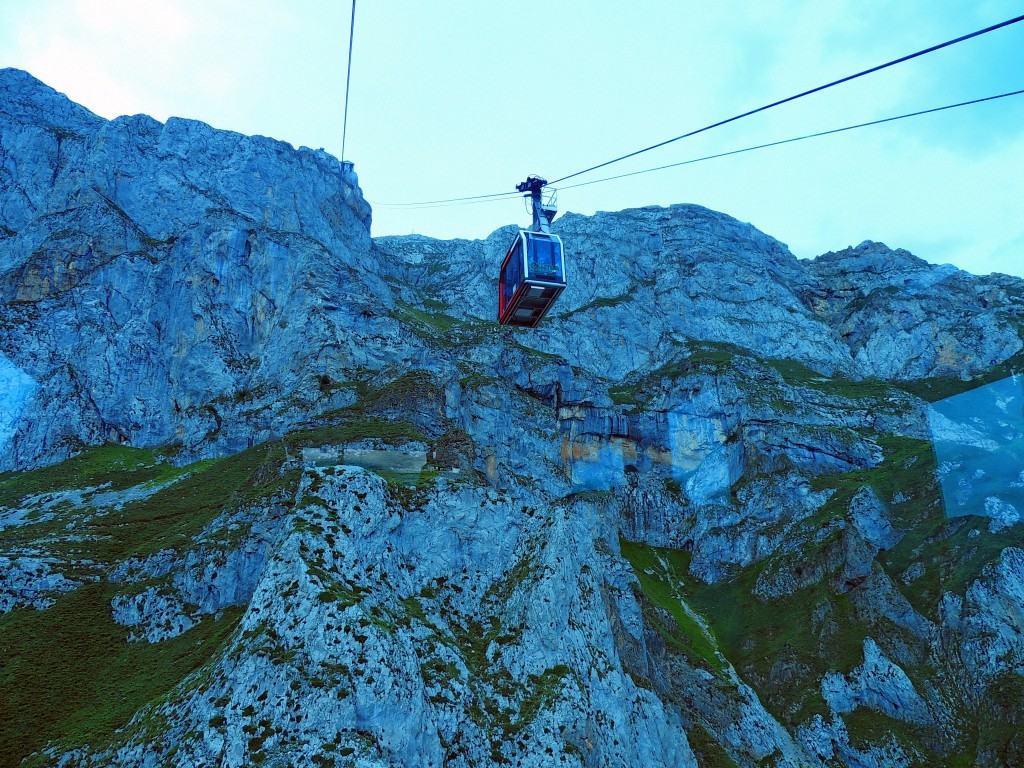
[5,70,1024,768]
[0,67,104,129]
[816,240,932,270]
[1,69,372,469]
[806,239,955,289]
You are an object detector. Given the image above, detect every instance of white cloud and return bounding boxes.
[9,0,197,118]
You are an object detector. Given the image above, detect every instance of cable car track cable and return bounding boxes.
[374,190,522,208]
[557,88,1024,191]
[368,14,1024,208]
[547,13,1024,186]
[341,0,357,163]
[372,194,522,211]
[371,87,1024,209]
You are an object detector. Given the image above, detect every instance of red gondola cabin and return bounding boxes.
[498,230,566,327]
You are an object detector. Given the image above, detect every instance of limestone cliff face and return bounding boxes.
[3,69,1024,768]
[804,241,1023,379]
[4,67,1024,473]
[1,67,373,469]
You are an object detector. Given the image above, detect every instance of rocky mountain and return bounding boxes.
[3,67,1024,767]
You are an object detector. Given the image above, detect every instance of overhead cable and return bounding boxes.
[371,193,522,211]
[374,190,521,208]
[558,88,1024,191]
[368,14,1024,207]
[341,0,357,163]
[371,88,1024,208]
[548,13,1024,185]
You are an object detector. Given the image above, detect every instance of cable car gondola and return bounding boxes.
[498,176,566,327]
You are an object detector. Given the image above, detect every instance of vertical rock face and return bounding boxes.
[3,69,1024,768]
[123,469,702,768]
[1,67,375,469]
[804,241,1024,379]
[5,65,1024,473]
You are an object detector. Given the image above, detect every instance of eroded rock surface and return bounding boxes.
[3,68,1024,768]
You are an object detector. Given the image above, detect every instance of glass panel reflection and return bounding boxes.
[525,233,563,282]
[500,237,523,314]
[928,374,1024,531]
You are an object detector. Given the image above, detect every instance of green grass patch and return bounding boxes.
[372,468,440,509]
[365,371,441,411]
[0,442,297,565]
[0,582,243,767]
[622,537,860,724]
[608,339,905,414]
[313,370,442,440]
[0,445,172,508]
[285,418,429,448]
[806,434,1024,618]
[608,380,645,408]
[883,511,1024,617]
[606,349,907,431]
[140,459,217,490]
[650,342,747,382]
[897,347,1024,403]
[510,340,562,361]
[82,443,295,562]
[606,342,745,409]
[684,341,749,369]
[807,435,937,517]
[694,562,861,724]
[452,616,506,679]
[393,300,461,332]
[511,665,571,734]
[619,540,727,675]
[766,358,898,401]
[392,299,496,347]
[686,723,739,768]
[0,419,429,568]
[841,706,926,754]
[483,553,539,606]
[458,370,501,391]
[371,468,436,487]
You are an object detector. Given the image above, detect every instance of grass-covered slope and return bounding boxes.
[613,346,1024,764]
[0,372,474,767]
[2,588,243,768]
[0,443,290,765]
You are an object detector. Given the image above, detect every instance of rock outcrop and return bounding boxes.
[3,68,1024,768]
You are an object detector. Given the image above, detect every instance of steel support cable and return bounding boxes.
[369,14,1024,207]
[372,193,523,211]
[341,0,357,163]
[373,189,522,208]
[557,88,1024,191]
[369,88,1024,208]
[547,13,1024,186]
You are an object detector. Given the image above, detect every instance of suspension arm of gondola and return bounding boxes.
[498,175,566,326]
[516,175,555,233]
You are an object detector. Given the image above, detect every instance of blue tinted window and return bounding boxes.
[525,234,563,281]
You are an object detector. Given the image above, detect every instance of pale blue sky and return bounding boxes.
[3,0,1023,276]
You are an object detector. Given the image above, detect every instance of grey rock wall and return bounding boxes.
[4,68,1024,768]
[5,67,1024,472]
